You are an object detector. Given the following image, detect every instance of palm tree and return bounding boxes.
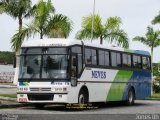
[76,14,129,48]
[0,0,32,32]
[11,0,73,52]
[152,12,160,25]
[0,0,33,85]
[133,26,160,61]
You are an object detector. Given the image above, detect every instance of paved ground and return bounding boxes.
[0,100,160,120]
[0,86,159,120]
[0,87,16,94]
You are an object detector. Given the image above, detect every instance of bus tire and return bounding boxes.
[78,90,88,104]
[126,88,135,105]
[34,104,45,109]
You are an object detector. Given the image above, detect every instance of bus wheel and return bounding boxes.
[78,90,88,104]
[34,104,45,109]
[127,88,135,105]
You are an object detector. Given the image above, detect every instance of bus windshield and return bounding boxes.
[19,48,69,80]
[42,55,69,79]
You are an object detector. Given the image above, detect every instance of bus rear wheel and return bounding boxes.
[78,90,88,104]
[126,88,135,105]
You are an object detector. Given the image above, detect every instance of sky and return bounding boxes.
[0,0,160,62]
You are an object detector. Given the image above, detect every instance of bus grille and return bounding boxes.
[30,88,51,92]
[28,94,53,101]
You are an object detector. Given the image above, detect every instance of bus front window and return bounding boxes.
[19,55,41,79]
[19,47,70,80]
[42,55,69,79]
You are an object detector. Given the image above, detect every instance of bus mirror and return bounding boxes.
[71,79,77,87]
[13,57,16,68]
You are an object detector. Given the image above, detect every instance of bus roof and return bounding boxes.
[21,38,150,56]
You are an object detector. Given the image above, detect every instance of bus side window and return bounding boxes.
[133,55,142,69]
[122,54,131,68]
[133,55,137,68]
[142,56,150,70]
[104,51,109,66]
[111,52,121,67]
[111,52,116,67]
[98,50,109,66]
[85,48,91,65]
[147,57,151,70]
[99,50,105,66]
[91,49,97,65]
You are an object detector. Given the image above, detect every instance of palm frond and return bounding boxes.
[45,14,73,38]
[105,16,122,31]
[0,0,32,19]
[75,29,94,40]
[152,11,160,24]
[0,1,6,14]
[75,14,104,40]
[11,25,37,52]
[33,0,55,31]
[105,30,129,48]
[133,26,160,48]
[133,36,149,46]
[24,4,36,19]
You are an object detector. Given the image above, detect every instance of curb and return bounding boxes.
[0,96,16,101]
[145,98,160,101]
[0,103,32,109]
[0,97,32,109]
[0,85,16,88]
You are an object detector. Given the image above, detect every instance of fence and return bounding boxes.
[0,72,15,83]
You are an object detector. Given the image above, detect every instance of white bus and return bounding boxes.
[17,39,152,108]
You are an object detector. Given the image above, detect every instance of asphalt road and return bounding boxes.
[0,100,160,120]
[0,87,16,94]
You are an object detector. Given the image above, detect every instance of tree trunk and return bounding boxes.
[13,16,22,85]
[151,47,153,62]
[40,28,43,39]
[100,36,103,44]
[151,47,154,73]
[13,51,20,85]
[18,16,22,32]
[151,46,154,96]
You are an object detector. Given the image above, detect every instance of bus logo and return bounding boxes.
[92,71,106,79]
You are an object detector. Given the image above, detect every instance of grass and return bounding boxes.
[0,94,17,98]
[151,92,160,98]
[146,92,160,100]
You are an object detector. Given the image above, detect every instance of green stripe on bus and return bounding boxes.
[124,49,135,53]
[24,82,29,86]
[106,70,133,101]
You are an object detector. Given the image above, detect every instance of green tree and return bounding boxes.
[0,51,15,64]
[11,0,73,52]
[76,14,129,48]
[0,0,32,32]
[0,0,34,84]
[152,12,160,25]
[153,63,160,81]
[133,26,160,61]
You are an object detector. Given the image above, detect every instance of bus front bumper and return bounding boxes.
[17,92,68,103]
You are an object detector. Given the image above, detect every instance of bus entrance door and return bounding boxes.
[71,54,78,86]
